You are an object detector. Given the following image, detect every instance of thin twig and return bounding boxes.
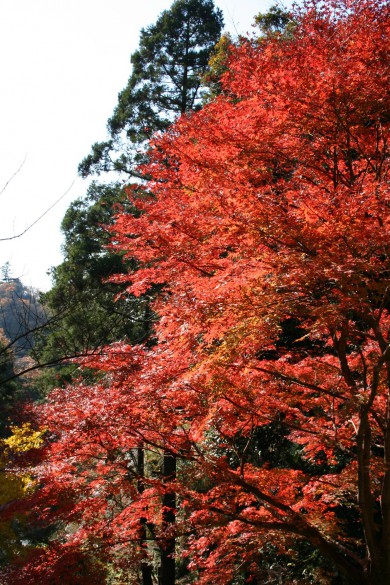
[0,177,77,241]
[0,155,27,198]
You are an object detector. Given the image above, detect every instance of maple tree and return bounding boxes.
[8,0,390,583]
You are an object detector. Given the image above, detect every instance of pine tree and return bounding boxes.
[79,0,223,178]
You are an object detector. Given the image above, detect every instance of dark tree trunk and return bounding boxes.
[367,551,390,585]
[159,450,176,585]
[137,446,153,585]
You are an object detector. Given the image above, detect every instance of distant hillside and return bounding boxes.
[0,277,46,360]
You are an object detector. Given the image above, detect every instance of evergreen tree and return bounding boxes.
[34,182,153,389]
[36,0,223,386]
[79,0,223,177]
[254,5,293,37]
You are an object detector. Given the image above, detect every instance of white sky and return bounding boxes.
[0,0,280,291]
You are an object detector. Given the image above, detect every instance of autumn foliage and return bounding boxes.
[8,1,390,583]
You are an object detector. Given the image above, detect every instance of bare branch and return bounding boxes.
[0,177,77,241]
[0,155,27,198]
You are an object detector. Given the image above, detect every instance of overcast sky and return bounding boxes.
[0,0,280,291]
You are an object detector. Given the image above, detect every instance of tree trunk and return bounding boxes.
[159,450,176,585]
[137,446,153,585]
[367,558,390,585]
